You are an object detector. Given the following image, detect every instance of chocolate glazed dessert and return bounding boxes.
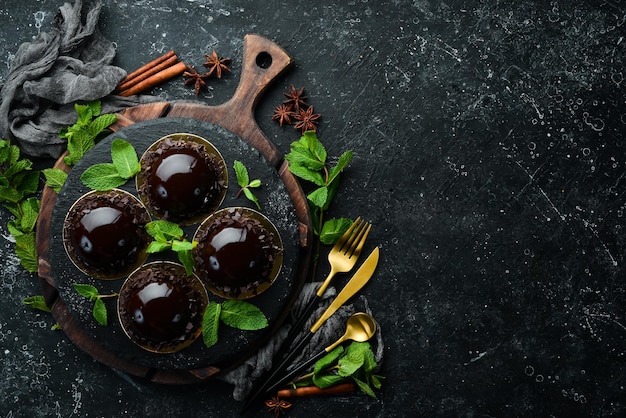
[62,189,151,280]
[193,207,284,300]
[117,261,209,353]
[137,133,228,225]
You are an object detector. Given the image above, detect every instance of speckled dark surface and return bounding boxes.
[1,1,625,417]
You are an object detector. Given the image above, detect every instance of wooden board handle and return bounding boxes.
[168,34,293,166]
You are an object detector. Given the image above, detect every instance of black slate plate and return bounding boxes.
[48,117,302,370]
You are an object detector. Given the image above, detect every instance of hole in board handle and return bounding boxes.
[256,52,272,69]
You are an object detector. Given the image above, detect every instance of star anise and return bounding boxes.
[264,396,292,418]
[293,106,321,133]
[272,103,294,126]
[203,50,232,78]
[283,84,308,111]
[183,66,210,95]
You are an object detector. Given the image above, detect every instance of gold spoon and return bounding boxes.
[264,312,377,395]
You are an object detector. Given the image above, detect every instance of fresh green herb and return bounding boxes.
[61,100,118,166]
[233,160,262,210]
[41,100,118,193]
[72,283,117,326]
[201,300,268,348]
[22,295,51,312]
[320,218,354,245]
[292,341,384,398]
[0,139,40,272]
[80,138,140,190]
[284,131,353,244]
[144,220,197,276]
[42,168,68,193]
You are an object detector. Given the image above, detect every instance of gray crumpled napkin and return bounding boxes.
[221,282,384,401]
[0,0,154,158]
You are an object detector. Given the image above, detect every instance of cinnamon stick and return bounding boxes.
[117,55,179,92]
[118,61,187,97]
[118,50,176,88]
[276,383,356,398]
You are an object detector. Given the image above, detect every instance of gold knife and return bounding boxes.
[309,246,379,332]
[241,246,380,412]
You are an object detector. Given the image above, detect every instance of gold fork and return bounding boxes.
[316,217,372,297]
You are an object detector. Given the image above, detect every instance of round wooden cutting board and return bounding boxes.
[35,34,313,384]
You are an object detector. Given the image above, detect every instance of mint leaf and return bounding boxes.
[171,240,194,252]
[87,114,117,138]
[0,186,21,204]
[302,130,327,164]
[42,168,68,193]
[314,346,344,374]
[111,138,140,179]
[93,298,108,326]
[288,163,325,186]
[243,188,261,210]
[319,218,352,245]
[146,241,171,253]
[72,283,99,301]
[312,373,345,389]
[22,295,51,313]
[307,186,329,208]
[233,160,249,188]
[220,300,268,330]
[64,129,95,166]
[15,170,40,196]
[370,374,384,389]
[322,176,341,211]
[0,140,10,162]
[19,197,39,233]
[285,141,325,171]
[86,99,102,116]
[177,248,194,276]
[337,342,366,377]
[248,179,261,188]
[202,302,221,348]
[80,163,126,190]
[327,150,353,185]
[145,220,184,242]
[353,376,376,398]
[360,341,377,373]
[14,232,37,272]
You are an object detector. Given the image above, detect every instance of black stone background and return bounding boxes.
[1,1,625,417]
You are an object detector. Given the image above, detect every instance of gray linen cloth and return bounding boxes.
[0,0,153,158]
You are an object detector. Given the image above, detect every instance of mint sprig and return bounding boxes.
[0,139,40,272]
[233,160,262,209]
[72,283,117,326]
[201,300,268,348]
[292,341,384,398]
[144,220,197,276]
[81,138,140,190]
[284,131,353,244]
[61,100,117,166]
